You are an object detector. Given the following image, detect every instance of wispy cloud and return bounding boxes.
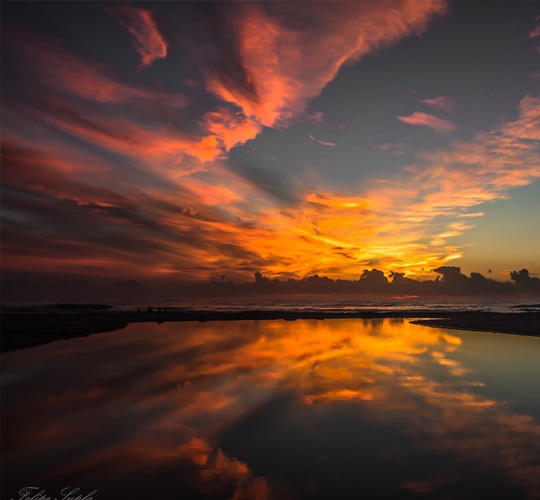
[205,0,446,147]
[379,142,407,155]
[235,94,540,278]
[4,81,538,281]
[418,96,457,112]
[13,35,185,107]
[309,134,337,147]
[396,112,456,132]
[307,111,325,126]
[530,23,540,53]
[105,6,168,70]
[529,25,540,39]
[5,2,539,283]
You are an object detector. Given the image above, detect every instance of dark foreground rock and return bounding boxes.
[411,314,540,335]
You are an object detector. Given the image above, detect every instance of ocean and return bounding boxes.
[3,296,540,314]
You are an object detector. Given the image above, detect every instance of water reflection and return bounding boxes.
[2,319,540,499]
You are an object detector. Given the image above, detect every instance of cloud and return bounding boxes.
[1,32,222,166]
[307,111,325,126]
[529,25,540,39]
[204,0,446,146]
[309,133,337,147]
[379,141,407,155]
[396,112,456,131]
[0,133,262,279]
[204,108,261,152]
[3,90,539,282]
[417,96,457,112]
[233,94,540,279]
[10,34,185,108]
[21,97,220,165]
[529,23,540,53]
[105,6,168,70]
[4,3,539,284]
[1,1,447,180]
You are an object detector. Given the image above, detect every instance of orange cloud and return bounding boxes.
[105,6,168,70]
[204,108,261,152]
[396,112,456,131]
[5,88,538,281]
[11,86,537,281]
[230,95,540,279]
[409,94,540,205]
[3,9,539,283]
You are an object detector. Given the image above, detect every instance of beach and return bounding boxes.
[2,309,539,353]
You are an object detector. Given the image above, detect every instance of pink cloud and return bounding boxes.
[204,108,261,152]
[529,24,540,53]
[529,25,540,38]
[396,112,456,132]
[105,6,168,70]
[309,133,337,147]
[205,0,446,146]
[402,94,540,215]
[15,37,184,108]
[13,96,219,165]
[418,96,457,112]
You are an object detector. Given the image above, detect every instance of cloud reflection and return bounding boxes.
[2,320,540,498]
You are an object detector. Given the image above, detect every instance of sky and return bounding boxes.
[1,0,540,295]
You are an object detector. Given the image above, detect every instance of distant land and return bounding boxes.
[2,267,540,306]
[207,267,540,296]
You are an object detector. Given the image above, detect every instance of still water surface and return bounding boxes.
[2,319,540,499]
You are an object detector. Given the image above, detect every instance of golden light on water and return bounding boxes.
[3,319,540,498]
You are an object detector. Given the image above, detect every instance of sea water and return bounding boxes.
[3,296,540,314]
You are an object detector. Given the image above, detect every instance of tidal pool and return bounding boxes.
[2,319,540,499]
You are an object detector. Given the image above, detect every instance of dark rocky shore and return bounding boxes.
[1,310,539,353]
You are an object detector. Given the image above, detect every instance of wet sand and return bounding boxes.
[1,310,539,352]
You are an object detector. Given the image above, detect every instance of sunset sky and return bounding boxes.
[2,0,539,291]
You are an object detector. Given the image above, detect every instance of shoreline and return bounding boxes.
[1,310,539,353]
